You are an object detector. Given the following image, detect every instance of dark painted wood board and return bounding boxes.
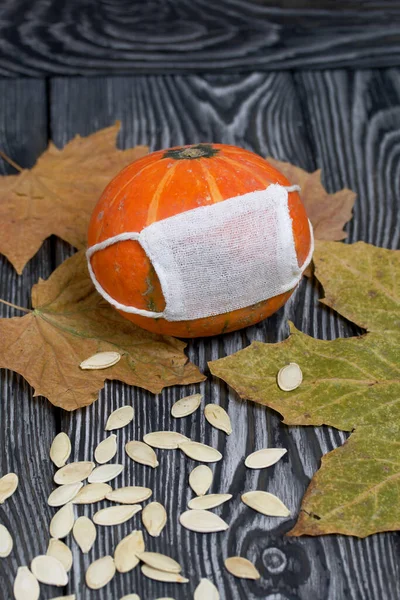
[2,1,400,76]
[19,71,395,600]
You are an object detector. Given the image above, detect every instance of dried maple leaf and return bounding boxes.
[267,158,356,241]
[0,250,204,410]
[209,240,400,537]
[0,123,148,274]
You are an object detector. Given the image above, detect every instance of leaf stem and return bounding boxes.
[0,151,23,173]
[0,298,32,313]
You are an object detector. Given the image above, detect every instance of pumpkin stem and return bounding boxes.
[163,143,219,160]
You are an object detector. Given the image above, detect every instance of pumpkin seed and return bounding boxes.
[49,596,76,600]
[194,578,220,600]
[143,431,190,450]
[88,463,124,483]
[73,516,97,553]
[105,405,134,431]
[224,556,260,579]
[86,555,116,589]
[80,351,121,370]
[277,362,303,391]
[179,441,222,463]
[0,523,13,557]
[142,501,167,537]
[106,486,152,504]
[125,441,159,468]
[241,491,290,517]
[31,555,69,586]
[114,530,144,573]
[141,564,188,583]
[189,465,213,496]
[171,394,202,418]
[50,502,75,539]
[47,539,73,571]
[120,596,140,600]
[48,482,83,507]
[94,434,117,464]
[54,461,95,485]
[50,433,71,468]
[93,504,142,526]
[188,493,232,510]
[138,551,181,573]
[204,404,232,435]
[0,472,18,503]
[73,482,112,504]
[179,509,228,533]
[245,448,287,469]
[13,566,40,600]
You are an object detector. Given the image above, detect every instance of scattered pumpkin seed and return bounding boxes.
[141,564,188,583]
[49,433,71,468]
[80,351,121,370]
[194,578,220,599]
[0,523,13,557]
[143,431,190,450]
[277,362,303,391]
[179,509,228,533]
[31,555,69,586]
[224,556,260,579]
[188,493,232,510]
[105,405,134,431]
[73,516,97,553]
[48,482,83,507]
[46,539,73,571]
[171,394,202,418]
[106,486,152,504]
[125,441,159,468]
[114,530,144,573]
[120,595,140,600]
[54,461,95,485]
[241,491,290,517]
[88,463,124,483]
[94,434,117,464]
[73,482,112,504]
[49,502,75,539]
[13,566,40,600]
[245,448,287,469]
[204,404,232,435]
[142,501,167,537]
[93,504,142,526]
[189,465,213,496]
[179,441,222,463]
[0,472,18,503]
[138,551,181,573]
[49,596,76,600]
[85,555,116,589]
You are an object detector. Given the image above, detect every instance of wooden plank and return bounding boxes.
[48,73,400,599]
[0,80,61,598]
[1,1,400,75]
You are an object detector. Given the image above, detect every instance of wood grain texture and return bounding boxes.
[1,0,400,76]
[0,80,61,599]
[45,73,400,600]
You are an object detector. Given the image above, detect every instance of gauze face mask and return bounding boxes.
[86,183,314,321]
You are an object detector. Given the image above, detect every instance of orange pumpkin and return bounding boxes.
[87,143,311,338]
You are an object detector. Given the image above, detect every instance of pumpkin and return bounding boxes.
[87,143,311,338]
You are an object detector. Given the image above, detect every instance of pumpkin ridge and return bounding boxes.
[220,155,271,188]
[200,161,223,204]
[146,161,179,225]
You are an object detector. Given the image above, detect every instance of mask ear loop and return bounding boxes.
[86,232,166,318]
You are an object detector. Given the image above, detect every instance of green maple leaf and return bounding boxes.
[209,241,400,538]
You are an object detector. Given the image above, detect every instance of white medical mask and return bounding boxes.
[87,183,314,321]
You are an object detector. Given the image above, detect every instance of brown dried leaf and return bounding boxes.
[0,251,204,410]
[0,123,148,274]
[267,158,356,242]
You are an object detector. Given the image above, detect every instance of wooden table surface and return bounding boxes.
[0,3,400,599]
